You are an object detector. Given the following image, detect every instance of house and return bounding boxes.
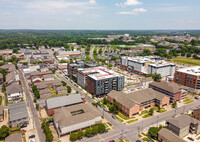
[45,94,84,115]
[6,83,23,102]
[149,81,182,103]
[9,102,29,128]
[0,106,4,121]
[167,114,200,137]
[43,74,55,81]
[5,133,22,142]
[39,89,51,98]
[158,128,186,142]
[40,67,49,72]
[31,76,43,83]
[35,82,47,90]
[53,103,102,136]
[0,73,3,84]
[56,86,68,95]
[1,64,16,73]
[45,80,62,88]
[6,71,19,86]
[107,88,170,117]
[30,71,52,78]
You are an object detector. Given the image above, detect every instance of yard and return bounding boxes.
[183,96,195,104]
[172,57,200,66]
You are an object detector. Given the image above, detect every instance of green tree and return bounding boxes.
[108,64,113,68]
[61,81,66,86]
[67,86,72,93]
[97,123,106,133]
[60,59,68,63]
[98,48,103,55]
[0,125,9,140]
[36,103,39,110]
[22,62,28,65]
[152,73,162,82]
[92,125,99,135]
[149,108,154,116]
[85,128,92,137]
[77,130,84,139]
[51,69,56,74]
[186,53,191,58]
[103,97,108,105]
[148,127,160,139]
[70,132,78,141]
[2,84,6,92]
[172,101,177,108]
[110,102,120,114]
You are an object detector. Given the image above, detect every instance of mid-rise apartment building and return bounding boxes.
[120,56,175,78]
[149,81,182,103]
[86,68,124,96]
[174,66,200,93]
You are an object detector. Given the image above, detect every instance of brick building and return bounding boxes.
[149,81,182,103]
[107,88,170,117]
[174,66,200,94]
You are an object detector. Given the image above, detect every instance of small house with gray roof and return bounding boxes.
[167,114,200,137]
[9,102,29,128]
[107,88,170,117]
[6,83,23,102]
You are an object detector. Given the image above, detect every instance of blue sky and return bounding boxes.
[0,0,199,29]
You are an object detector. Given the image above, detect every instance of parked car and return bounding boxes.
[29,135,35,139]
[136,140,141,142]
[195,97,199,100]
[109,140,115,142]
[103,130,108,133]
[104,108,108,112]
[112,115,116,119]
[80,137,86,141]
[187,137,194,141]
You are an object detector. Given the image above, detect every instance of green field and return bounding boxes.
[172,57,200,66]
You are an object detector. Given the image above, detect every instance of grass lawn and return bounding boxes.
[142,137,151,141]
[127,119,138,124]
[142,114,152,118]
[172,57,200,66]
[117,112,135,120]
[115,115,124,123]
[183,96,195,104]
[139,110,149,116]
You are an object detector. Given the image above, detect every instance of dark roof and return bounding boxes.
[6,83,22,94]
[108,88,167,109]
[167,114,200,129]
[150,81,181,93]
[9,102,28,122]
[158,128,186,142]
[5,133,22,142]
[46,94,83,109]
[6,72,16,83]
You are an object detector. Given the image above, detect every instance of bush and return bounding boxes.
[148,127,160,139]
[67,86,72,93]
[70,132,78,141]
[0,125,9,140]
[92,103,98,107]
[92,125,99,135]
[77,130,84,139]
[97,123,106,133]
[103,97,108,105]
[85,128,92,137]
[61,81,66,86]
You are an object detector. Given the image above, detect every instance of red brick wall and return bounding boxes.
[120,65,128,70]
[160,96,170,106]
[174,92,181,101]
[87,78,95,95]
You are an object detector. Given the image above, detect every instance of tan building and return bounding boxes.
[158,128,186,142]
[107,88,170,117]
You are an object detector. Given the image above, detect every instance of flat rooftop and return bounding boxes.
[177,66,200,76]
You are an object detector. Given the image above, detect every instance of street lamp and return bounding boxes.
[157,116,159,127]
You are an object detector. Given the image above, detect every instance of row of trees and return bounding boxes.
[61,81,72,93]
[70,123,106,141]
[32,85,40,99]
[0,125,9,140]
[41,122,54,142]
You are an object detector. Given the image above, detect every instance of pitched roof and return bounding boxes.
[30,71,52,76]
[6,83,22,94]
[9,102,28,122]
[158,128,186,142]
[150,81,181,93]
[167,114,200,129]
[140,77,153,82]
[43,74,55,79]
[6,72,16,83]
[39,88,51,95]
[46,94,83,109]
[1,64,16,72]
[56,86,67,91]
[5,133,22,142]
[53,103,101,128]
[108,88,167,109]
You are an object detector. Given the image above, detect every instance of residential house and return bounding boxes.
[56,86,68,95]
[149,81,182,103]
[140,77,154,89]
[167,114,200,137]
[53,103,102,136]
[31,76,43,83]
[107,88,170,117]
[35,82,47,90]
[6,71,19,86]
[9,102,29,128]
[39,89,51,98]
[158,128,186,142]
[43,74,55,82]
[6,83,23,102]
[45,94,84,115]
[1,64,16,73]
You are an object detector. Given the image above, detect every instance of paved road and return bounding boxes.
[89,46,95,60]
[19,70,46,142]
[56,71,200,142]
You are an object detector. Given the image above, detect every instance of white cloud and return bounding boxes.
[117,8,147,15]
[116,0,142,7]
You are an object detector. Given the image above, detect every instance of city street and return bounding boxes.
[19,69,46,142]
[56,71,200,142]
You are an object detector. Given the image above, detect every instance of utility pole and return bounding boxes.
[157,116,159,127]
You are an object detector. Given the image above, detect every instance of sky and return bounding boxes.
[0,0,200,30]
